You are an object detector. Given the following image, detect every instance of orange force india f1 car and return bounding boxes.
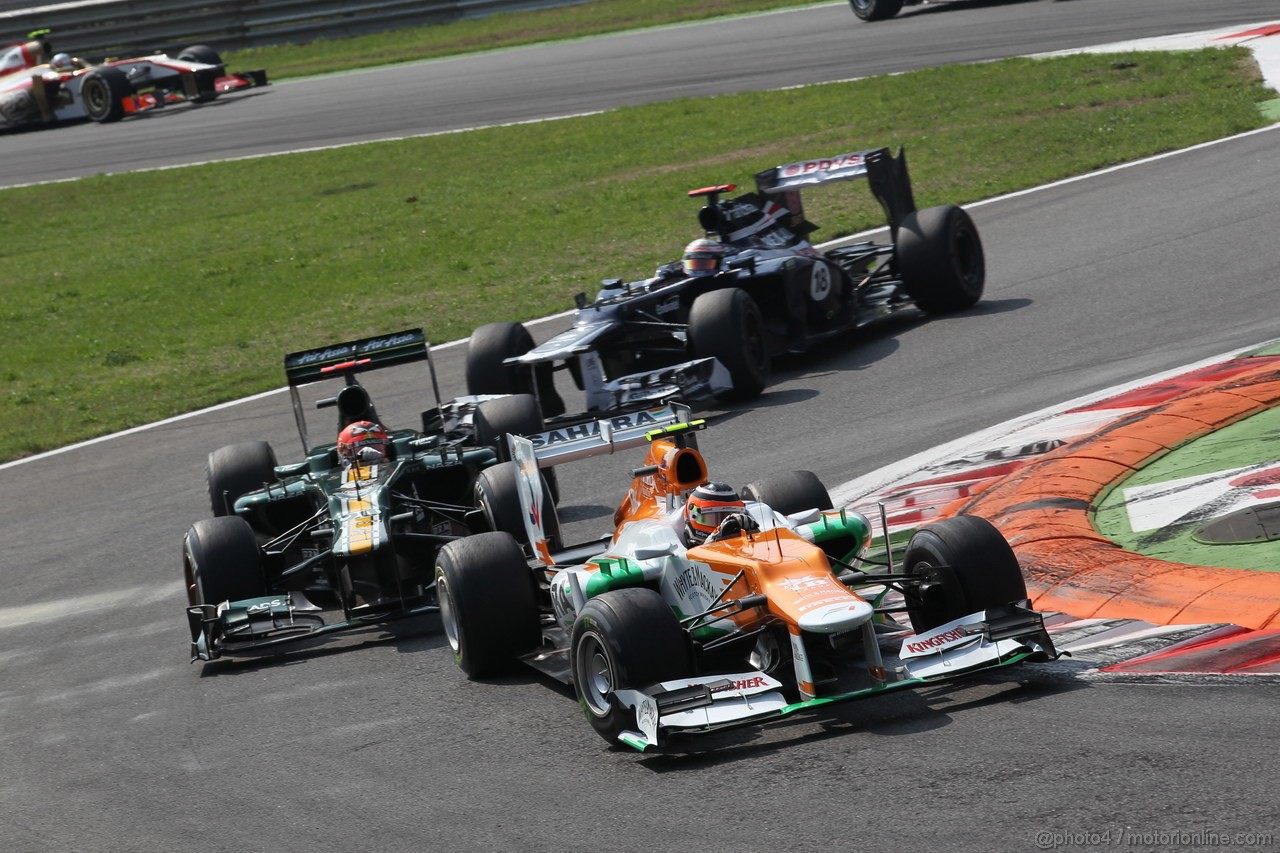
[0,34,266,129]
[433,406,1058,750]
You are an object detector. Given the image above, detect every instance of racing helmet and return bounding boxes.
[49,53,74,72]
[682,238,729,277]
[337,420,388,466]
[683,482,746,546]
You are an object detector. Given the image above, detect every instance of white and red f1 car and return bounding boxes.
[0,34,266,129]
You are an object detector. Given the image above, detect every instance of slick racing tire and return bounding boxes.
[435,532,540,678]
[741,471,859,562]
[571,588,693,745]
[742,470,833,517]
[473,394,558,502]
[465,321,564,417]
[688,287,769,402]
[183,516,265,606]
[80,67,134,123]
[902,515,1027,633]
[896,204,985,314]
[207,441,277,516]
[177,44,222,65]
[850,0,905,20]
[473,460,560,549]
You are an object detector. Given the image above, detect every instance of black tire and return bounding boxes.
[850,0,904,20]
[742,471,867,563]
[183,516,265,607]
[207,441,277,516]
[897,204,985,315]
[688,287,769,402]
[903,515,1027,633]
[742,470,832,517]
[434,532,540,678]
[466,320,536,397]
[473,394,543,450]
[474,460,560,548]
[80,67,134,123]
[473,394,559,503]
[466,321,565,417]
[177,44,222,65]
[571,588,693,744]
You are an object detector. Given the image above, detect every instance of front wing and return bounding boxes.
[187,592,437,662]
[612,602,1057,751]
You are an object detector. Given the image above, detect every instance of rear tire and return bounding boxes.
[688,287,769,402]
[183,516,264,606]
[897,205,985,314]
[742,470,832,517]
[571,588,693,745]
[903,515,1026,633]
[850,0,905,20]
[207,441,277,516]
[80,67,134,122]
[435,532,540,678]
[177,44,222,65]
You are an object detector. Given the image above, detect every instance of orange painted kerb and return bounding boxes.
[958,361,1280,630]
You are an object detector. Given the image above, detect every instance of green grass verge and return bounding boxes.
[0,49,1271,462]
[225,0,831,80]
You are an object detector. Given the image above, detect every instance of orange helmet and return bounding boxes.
[682,238,728,277]
[683,482,745,546]
[337,420,388,466]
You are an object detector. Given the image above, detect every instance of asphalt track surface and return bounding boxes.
[2,0,1280,187]
[5,2,1280,851]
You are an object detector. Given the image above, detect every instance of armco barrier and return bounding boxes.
[1,0,585,59]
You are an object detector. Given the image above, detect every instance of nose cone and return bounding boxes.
[796,596,874,634]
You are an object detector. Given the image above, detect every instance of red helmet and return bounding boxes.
[683,482,745,546]
[337,420,388,466]
[682,238,729,277]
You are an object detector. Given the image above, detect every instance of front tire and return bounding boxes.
[183,516,265,606]
[897,205,985,314]
[466,322,564,416]
[571,588,693,745]
[688,287,769,402]
[435,532,540,678]
[903,515,1027,633]
[80,67,134,123]
[207,441,277,516]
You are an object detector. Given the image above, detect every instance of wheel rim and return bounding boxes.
[436,571,462,655]
[574,631,614,718]
[84,80,107,116]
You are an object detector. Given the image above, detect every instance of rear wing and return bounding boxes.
[511,403,697,470]
[754,146,917,240]
[282,328,443,452]
[283,328,430,386]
